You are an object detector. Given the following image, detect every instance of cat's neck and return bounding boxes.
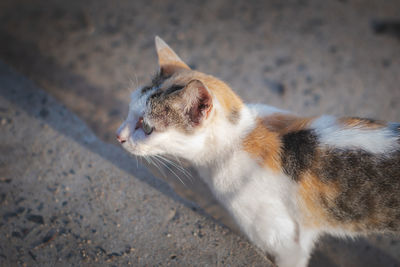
[201,105,255,164]
[193,104,292,195]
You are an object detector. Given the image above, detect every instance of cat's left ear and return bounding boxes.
[180,79,213,126]
[155,36,190,76]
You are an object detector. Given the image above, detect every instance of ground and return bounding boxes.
[0,0,399,266]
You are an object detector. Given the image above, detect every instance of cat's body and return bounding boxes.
[117,37,400,267]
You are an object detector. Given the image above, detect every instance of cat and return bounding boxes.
[116,36,400,267]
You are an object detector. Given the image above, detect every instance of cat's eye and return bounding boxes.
[142,120,153,135]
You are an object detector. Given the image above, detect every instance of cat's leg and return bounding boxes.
[272,228,318,267]
[273,242,311,267]
[227,198,317,267]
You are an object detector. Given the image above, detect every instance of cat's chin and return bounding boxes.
[121,144,162,157]
[120,143,141,156]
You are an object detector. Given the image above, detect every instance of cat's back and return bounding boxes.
[243,108,400,233]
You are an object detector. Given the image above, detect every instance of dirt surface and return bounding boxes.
[1,0,400,266]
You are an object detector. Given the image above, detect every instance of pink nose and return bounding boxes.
[116,134,126,144]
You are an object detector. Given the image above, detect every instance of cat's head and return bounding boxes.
[116,37,243,163]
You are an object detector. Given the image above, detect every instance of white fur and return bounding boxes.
[247,103,289,117]
[312,115,399,154]
[198,149,317,267]
[118,93,317,266]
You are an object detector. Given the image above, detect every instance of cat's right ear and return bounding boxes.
[180,79,213,126]
[155,36,190,76]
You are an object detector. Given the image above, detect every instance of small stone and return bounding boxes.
[80,249,88,259]
[124,245,133,254]
[26,214,44,224]
[95,246,106,256]
[106,252,121,261]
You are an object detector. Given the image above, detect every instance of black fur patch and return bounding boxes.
[151,72,166,88]
[164,85,184,95]
[152,72,171,88]
[141,73,171,94]
[314,148,400,230]
[147,85,183,103]
[281,130,318,181]
[148,90,163,102]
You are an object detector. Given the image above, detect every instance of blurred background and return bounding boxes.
[1,0,399,266]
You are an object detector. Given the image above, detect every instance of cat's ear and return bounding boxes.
[155,36,190,76]
[180,80,213,126]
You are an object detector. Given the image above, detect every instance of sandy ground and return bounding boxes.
[1,0,400,266]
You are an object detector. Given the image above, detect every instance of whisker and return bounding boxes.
[171,156,193,179]
[154,155,187,186]
[150,156,168,178]
[156,155,193,182]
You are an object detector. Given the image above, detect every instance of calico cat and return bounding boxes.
[116,37,400,267]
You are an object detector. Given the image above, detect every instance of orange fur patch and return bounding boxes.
[339,117,386,129]
[162,70,243,120]
[262,114,314,134]
[242,119,282,171]
[200,75,243,116]
[298,171,339,227]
